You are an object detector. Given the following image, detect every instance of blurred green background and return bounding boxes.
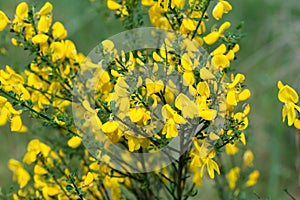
[0,0,299,199]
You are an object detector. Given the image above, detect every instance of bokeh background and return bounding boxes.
[0,0,299,199]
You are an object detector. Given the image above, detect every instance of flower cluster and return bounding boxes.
[0,2,84,134]
[0,1,260,199]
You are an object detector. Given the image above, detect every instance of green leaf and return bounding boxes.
[66,185,73,191]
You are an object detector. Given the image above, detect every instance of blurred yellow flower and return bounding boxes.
[0,10,10,31]
[243,149,254,168]
[246,170,260,187]
[8,159,31,188]
[226,167,240,189]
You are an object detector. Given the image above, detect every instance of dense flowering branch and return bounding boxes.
[0,1,260,199]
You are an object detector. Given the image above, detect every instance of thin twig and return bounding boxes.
[284,189,296,200]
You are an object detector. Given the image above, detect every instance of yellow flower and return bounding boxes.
[162,118,179,138]
[0,96,9,126]
[54,116,66,126]
[52,21,68,40]
[205,153,220,179]
[162,104,186,123]
[199,109,217,121]
[25,24,35,40]
[145,78,164,95]
[212,54,230,69]
[84,172,94,185]
[0,10,10,31]
[175,93,198,119]
[32,34,49,44]
[200,67,215,80]
[181,53,196,86]
[171,0,185,8]
[243,149,254,168]
[129,107,151,125]
[107,0,122,10]
[225,142,239,155]
[227,73,250,106]
[102,39,114,52]
[181,53,193,71]
[102,120,122,143]
[38,15,52,33]
[0,66,30,101]
[182,18,196,31]
[50,41,65,62]
[82,100,102,131]
[113,78,130,118]
[245,170,259,187]
[162,104,186,138]
[34,164,48,175]
[226,44,240,61]
[64,40,77,59]
[8,159,31,188]
[42,186,59,199]
[228,74,244,89]
[16,2,28,20]
[211,43,231,70]
[203,22,231,45]
[11,113,27,132]
[102,120,118,133]
[278,81,300,126]
[153,52,163,62]
[234,112,248,130]
[226,167,240,189]
[37,2,53,16]
[127,135,141,152]
[23,139,51,165]
[203,31,220,45]
[294,119,300,130]
[148,3,171,29]
[195,81,218,120]
[142,0,155,6]
[0,95,27,132]
[212,0,232,20]
[67,136,82,148]
[191,142,220,183]
[197,81,210,98]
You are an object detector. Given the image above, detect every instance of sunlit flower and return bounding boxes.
[212,0,232,20]
[203,22,231,45]
[278,81,300,126]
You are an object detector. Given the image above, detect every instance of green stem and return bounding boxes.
[24,84,72,101]
[0,89,79,137]
[191,0,211,40]
[156,173,177,199]
[40,156,71,198]
[176,133,186,200]
[69,175,84,200]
